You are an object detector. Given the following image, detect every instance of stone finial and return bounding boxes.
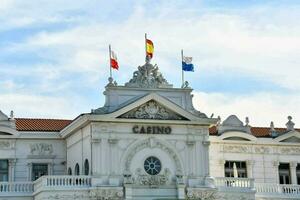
[270,121,278,137]
[245,117,249,126]
[217,116,221,126]
[106,77,115,87]
[270,121,275,131]
[286,116,295,131]
[10,110,14,119]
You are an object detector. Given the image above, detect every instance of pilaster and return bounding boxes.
[290,161,298,184]
[273,161,280,184]
[27,163,32,181]
[8,159,16,182]
[246,160,254,178]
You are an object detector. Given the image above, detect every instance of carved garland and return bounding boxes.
[123,138,183,175]
[119,100,186,120]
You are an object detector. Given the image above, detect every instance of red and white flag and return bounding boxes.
[110,50,119,70]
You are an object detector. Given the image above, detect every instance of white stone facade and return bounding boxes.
[0,61,299,200]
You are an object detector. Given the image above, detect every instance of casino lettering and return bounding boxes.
[132,125,172,134]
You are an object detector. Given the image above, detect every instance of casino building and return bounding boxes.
[0,60,300,200]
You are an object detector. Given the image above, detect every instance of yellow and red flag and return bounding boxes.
[146,39,154,58]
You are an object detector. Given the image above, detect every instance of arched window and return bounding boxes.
[84,159,89,175]
[68,167,72,175]
[75,163,80,175]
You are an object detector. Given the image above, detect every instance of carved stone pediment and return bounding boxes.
[118,100,187,120]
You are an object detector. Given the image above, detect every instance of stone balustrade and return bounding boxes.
[255,183,300,196]
[0,182,33,193]
[215,177,255,191]
[34,175,91,192]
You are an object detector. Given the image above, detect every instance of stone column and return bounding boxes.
[48,162,53,175]
[273,161,280,184]
[246,160,254,178]
[290,162,297,184]
[8,159,16,182]
[27,163,32,181]
[202,140,210,177]
[219,159,226,177]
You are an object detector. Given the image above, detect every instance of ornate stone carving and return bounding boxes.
[135,168,170,187]
[218,193,255,200]
[123,138,183,176]
[125,61,172,88]
[0,140,14,149]
[186,188,217,200]
[89,188,124,200]
[280,147,300,154]
[119,100,186,120]
[46,193,88,200]
[223,145,251,153]
[254,146,270,154]
[30,143,53,155]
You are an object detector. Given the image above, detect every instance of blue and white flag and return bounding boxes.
[182,56,194,71]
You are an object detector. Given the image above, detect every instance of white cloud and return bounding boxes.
[1,1,299,126]
[193,91,300,127]
[0,93,84,119]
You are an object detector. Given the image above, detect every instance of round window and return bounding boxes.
[144,156,162,175]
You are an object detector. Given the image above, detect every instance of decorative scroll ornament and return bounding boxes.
[186,188,217,200]
[223,145,251,153]
[119,100,186,120]
[30,143,53,155]
[89,188,124,200]
[0,141,14,149]
[135,168,170,186]
[125,61,172,88]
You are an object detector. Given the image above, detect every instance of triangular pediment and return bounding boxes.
[117,100,188,120]
[274,130,300,143]
[107,93,205,122]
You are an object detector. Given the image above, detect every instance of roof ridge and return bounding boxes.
[15,118,72,121]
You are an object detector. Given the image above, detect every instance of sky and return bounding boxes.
[0,0,299,128]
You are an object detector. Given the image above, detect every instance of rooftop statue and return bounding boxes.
[125,56,172,88]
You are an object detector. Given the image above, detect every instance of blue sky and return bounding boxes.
[0,0,299,127]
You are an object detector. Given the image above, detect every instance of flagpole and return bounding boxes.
[181,49,184,87]
[145,33,147,62]
[109,44,112,78]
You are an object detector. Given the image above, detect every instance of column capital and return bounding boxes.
[273,161,280,167]
[290,161,298,168]
[8,159,16,166]
[246,160,255,166]
[219,159,226,165]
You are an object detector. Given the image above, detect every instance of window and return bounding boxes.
[75,163,80,175]
[279,163,291,184]
[68,167,72,175]
[225,161,247,178]
[296,164,300,185]
[84,159,89,175]
[144,156,161,175]
[32,163,48,181]
[0,160,8,181]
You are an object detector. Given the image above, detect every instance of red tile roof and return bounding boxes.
[14,118,298,136]
[15,118,72,132]
[209,126,300,137]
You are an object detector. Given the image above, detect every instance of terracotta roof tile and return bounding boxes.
[209,126,300,137]
[15,118,72,132]
[14,118,299,136]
